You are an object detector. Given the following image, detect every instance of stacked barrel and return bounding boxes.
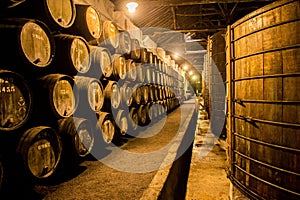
[0,0,185,194]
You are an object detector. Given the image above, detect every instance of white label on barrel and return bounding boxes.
[37,142,51,150]
[0,76,28,129]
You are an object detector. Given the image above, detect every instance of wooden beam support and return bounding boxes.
[133,0,275,7]
[172,27,227,32]
[171,6,177,29]
[176,12,220,17]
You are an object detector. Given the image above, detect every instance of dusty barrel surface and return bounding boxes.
[226,0,300,199]
[74,76,104,113]
[16,126,62,179]
[36,74,79,119]
[0,0,76,30]
[53,34,91,76]
[0,70,32,131]
[88,45,113,79]
[65,4,102,43]
[0,18,55,76]
[58,117,94,159]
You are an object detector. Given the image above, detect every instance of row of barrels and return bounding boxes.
[0,68,181,131]
[0,0,185,196]
[0,17,183,87]
[0,69,181,193]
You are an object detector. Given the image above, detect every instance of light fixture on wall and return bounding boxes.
[126,2,138,13]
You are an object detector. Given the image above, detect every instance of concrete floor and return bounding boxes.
[185,107,231,200]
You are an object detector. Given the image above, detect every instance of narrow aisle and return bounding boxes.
[185,103,230,200]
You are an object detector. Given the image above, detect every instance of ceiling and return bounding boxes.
[111,0,276,73]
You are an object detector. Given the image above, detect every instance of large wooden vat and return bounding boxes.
[226,0,300,199]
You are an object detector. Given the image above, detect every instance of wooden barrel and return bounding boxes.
[36,74,79,119]
[116,30,132,58]
[65,4,102,43]
[0,0,76,30]
[111,54,127,80]
[226,0,300,199]
[114,109,128,135]
[140,85,149,105]
[144,66,152,84]
[74,76,104,112]
[16,126,62,179]
[0,18,55,76]
[125,59,137,81]
[0,70,32,131]
[119,81,133,106]
[96,111,115,144]
[148,84,157,102]
[88,45,113,79]
[131,83,142,106]
[98,20,119,51]
[137,104,150,126]
[58,117,94,159]
[52,34,91,76]
[147,102,154,121]
[209,31,226,138]
[130,38,141,61]
[102,80,121,111]
[129,107,138,132]
[136,63,145,83]
[140,48,149,64]
[147,51,154,65]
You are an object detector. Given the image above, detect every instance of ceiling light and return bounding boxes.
[126,2,138,13]
[183,65,188,70]
[189,71,193,75]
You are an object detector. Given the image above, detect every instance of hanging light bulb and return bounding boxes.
[126,2,138,13]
